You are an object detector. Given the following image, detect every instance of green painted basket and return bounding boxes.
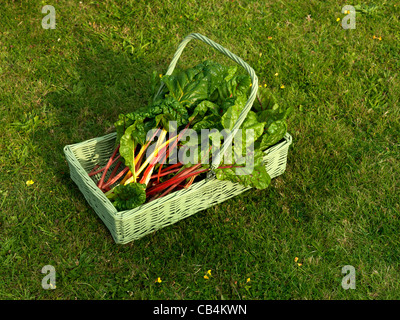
[63,33,293,244]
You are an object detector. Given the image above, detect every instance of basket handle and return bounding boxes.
[155,33,259,174]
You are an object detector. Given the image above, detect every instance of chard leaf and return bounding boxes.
[239,110,265,143]
[112,182,147,211]
[215,149,271,190]
[189,100,220,124]
[162,60,235,107]
[148,96,189,128]
[119,121,146,171]
[215,74,251,104]
[258,120,287,150]
[192,114,221,132]
[253,86,277,112]
[220,95,247,130]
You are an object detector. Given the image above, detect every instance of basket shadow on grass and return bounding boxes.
[38,34,168,241]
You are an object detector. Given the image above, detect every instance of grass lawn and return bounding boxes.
[1,0,399,300]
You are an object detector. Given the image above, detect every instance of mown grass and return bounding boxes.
[0,0,399,300]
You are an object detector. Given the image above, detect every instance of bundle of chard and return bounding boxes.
[89,60,292,211]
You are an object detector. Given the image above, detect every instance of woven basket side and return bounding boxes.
[115,178,247,243]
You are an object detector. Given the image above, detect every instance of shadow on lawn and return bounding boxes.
[38,27,168,196]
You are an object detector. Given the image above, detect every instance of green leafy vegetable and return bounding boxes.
[95,59,293,211]
[161,60,234,107]
[215,149,271,189]
[111,182,147,211]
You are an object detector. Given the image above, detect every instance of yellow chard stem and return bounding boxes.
[142,129,168,185]
[132,141,137,183]
[136,129,173,177]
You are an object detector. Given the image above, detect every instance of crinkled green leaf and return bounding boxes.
[162,60,235,107]
[112,182,147,211]
[220,95,247,130]
[240,110,265,143]
[148,96,189,128]
[215,149,271,190]
[189,100,220,123]
[258,120,287,150]
[192,114,221,132]
[253,86,277,113]
[214,74,252,104]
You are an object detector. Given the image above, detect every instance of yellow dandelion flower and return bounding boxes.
[345,10,350,14]
[207,270,212,276]
[259,85,262,87]
[264,84,267,87]
[294,257,299,263]
[336,17,340,22]
[249,83,252,87]
[155,277,162,283]
[298,263,303,266]
[204,275,209,280]
[26,180,34,186]
[246,278,251,283]
[280,84,285,89]
[249,27,252,30]
[274,73,279,76]
[159,74,163,78]
[378,36,382,41]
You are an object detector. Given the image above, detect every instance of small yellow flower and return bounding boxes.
[274,73,279,76]
[294,257,299,263]
[268,36,272,40]
[344,10,350,14]
[207,270,212,276]
[26,180,34,186]
[155,277,162,283]
[280,84,285,89]
[259,85,262,87]
[378,36,382,41]
[204,275,209,280]
[246,278,251,283]
[249,83,252,87]
[264,84,267,87]
[297,263,303,267]
[336,17,340,22]
[159,74,163,78]
[249,27,252,30]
